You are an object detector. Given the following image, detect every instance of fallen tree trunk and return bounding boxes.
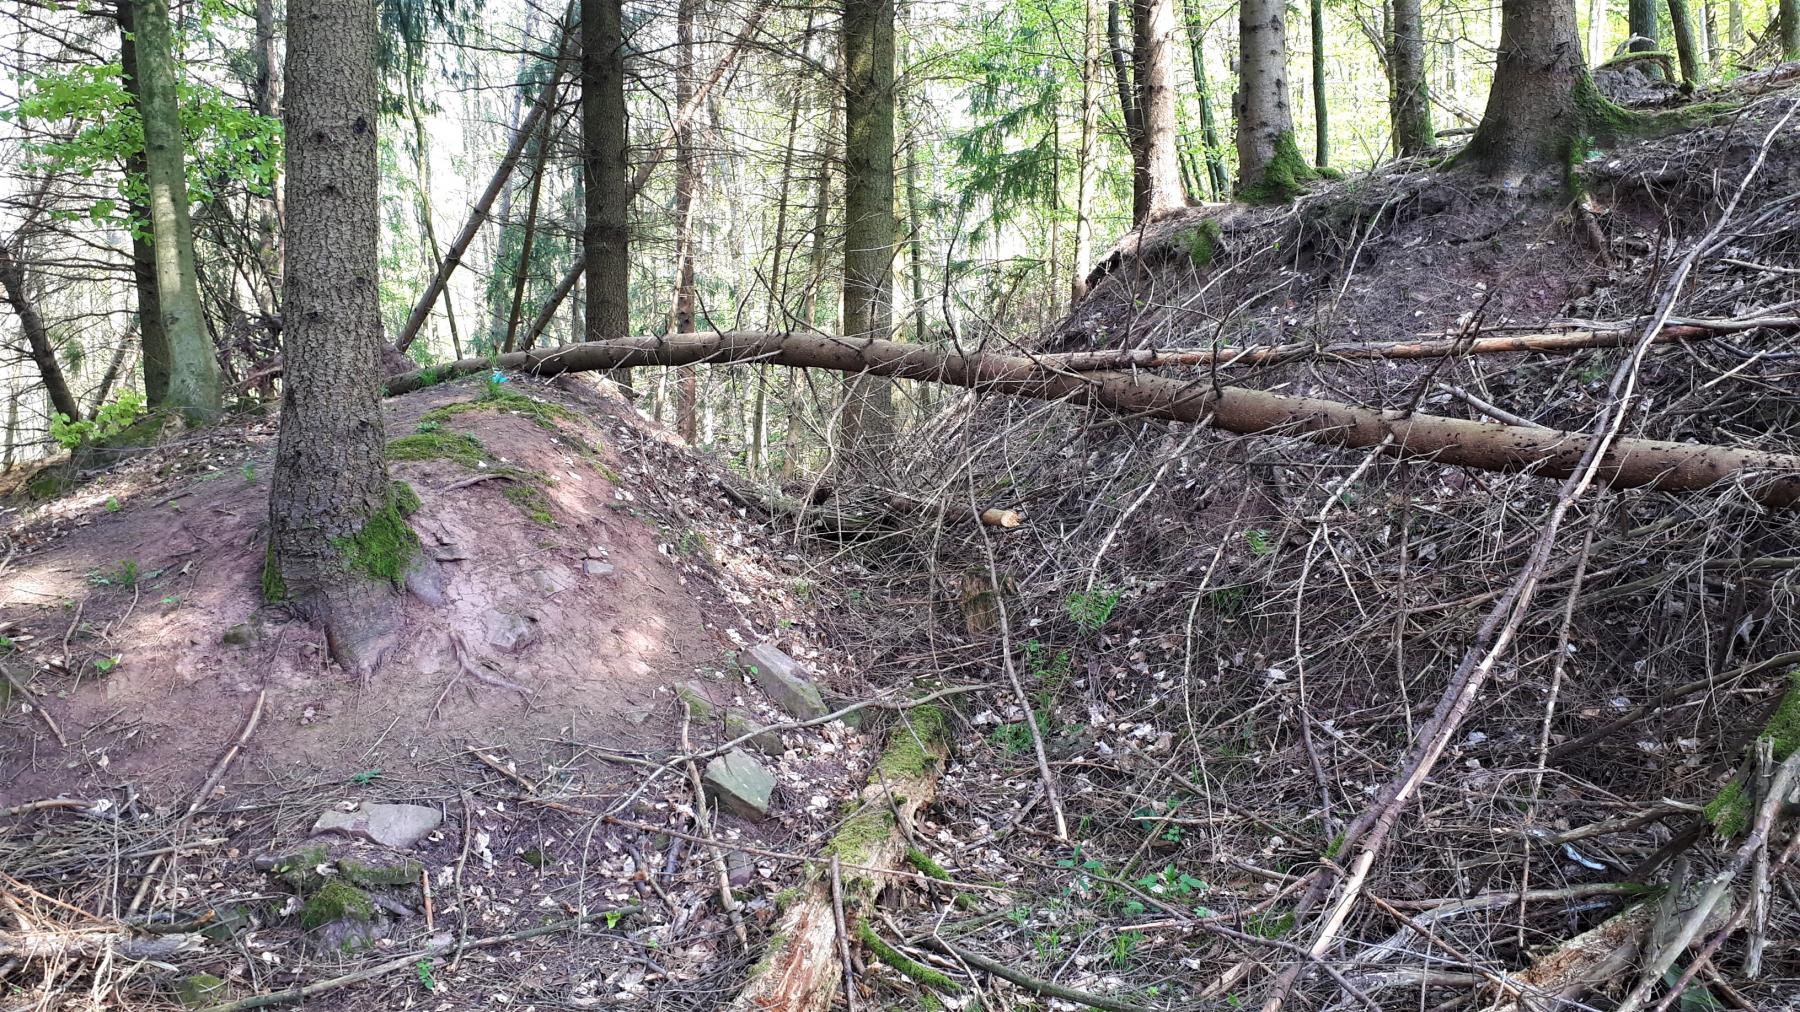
[387,332,1800,507]
[729,707,949,1012]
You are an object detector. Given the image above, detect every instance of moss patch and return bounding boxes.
[1704,670,1800,837]
[337,857,424,887]
[298,879,374,931]
[1177,220,1222,267]
[419,388,577,431]
[1705,779,1751,838]
[330,482,420,583]
[503,482,556,526]
[878,705,948,780]
[1238,130,1317,205]
[825,804,896,867]
[261,540,287,603]
[905,848,952,882]
[857,920,958,990]
[387,431,491,468]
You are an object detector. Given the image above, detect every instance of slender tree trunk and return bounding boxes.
[1131,0,1186,219]
[1783,0,1800,59]
[1184,6,1229,197]
[905,130,928,342]
[583,0,633,392]
[130,0,222,419]
[1668,0,1702,84]
[1236,0,1313,202]
[1588,0,1608,64]
[1107,0,1146,220]
[1727,0,1744,49]
[1628,0,1660,50]
[1461,0,1621,181]
[487,3,544,346]
[0,242,82,425]
[840,0,896,454]
[674,0,700,442]
[268,0,400,674]
[785,93,839,481]
[406,69,463,359]
[1390,0,1434,155]
[1309,0,1328,167]
[116,0,170,405]
[501,116,553,353]
[2,383,17,469]
[252,0,283,295]
[1700,0,1716,65]
[1073,0,1099,304]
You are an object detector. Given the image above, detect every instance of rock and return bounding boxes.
[312,803,442,849]
[299,880,385,952]
[527,564,577,596]
[583,559,616,577]
[677,682,782,754]
[702,749,775,820]
[725,850,755,888]
[487,611,539,653]
[220,623,255,646]
[177,973,229,1008]
[742,643,827,719]
[337,856,425,887]
[404,555,447,605]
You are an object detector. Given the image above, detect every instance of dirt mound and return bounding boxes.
[0,376,832,805]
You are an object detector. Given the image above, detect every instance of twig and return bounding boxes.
[680,700,747,949]
[919,936,1152,1012]
[830,856,858,1012]
[3,671,68,747]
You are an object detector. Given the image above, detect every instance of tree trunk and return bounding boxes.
[268,0,401,674]
[130,0,222,420]
[1588,0,1608,64]
[1073,0,1100,304]
[840,0,896,454]
[1727,0,1744,48]
[1390,0,1435,155]
[1460,0,1624,182]
[785,92,839,480]
[501,117,553,353]
[252,0,284,296]
[387,333,1800,508]
[1783,0,1800,59]
[1309,0,1328,167]
[1628,0,1660,50]
[1107,0,1146,220]
[487,3,545,348]
[583,0,633,392]
[406,68,463,359]
[0,242,82,425]
[1668,0,1702,84]
[1183,6,1229,197]
[674,0,699,442]
[115,0,170,406]
[1236,0,1314,202]
[1131,0,1186,219]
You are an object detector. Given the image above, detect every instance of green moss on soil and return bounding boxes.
[857,920,958,990]
[1178,220,1222,267]
[1238,131,1318,205]
[419,388,577,430]
[503,482,557,526]
[905,848,952,881]
[878,705,948,780]
[299,879,375,931]
[1705,670,1800,837]
[386,431,491,468]
[330,482,420,583]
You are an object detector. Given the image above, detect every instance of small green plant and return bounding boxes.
[791,579,815,600]
[1065,587,1121,633]
[414,419,442,434]
[105,497,122,513]
[92,654,121,674]
[1110,930,1144,967]
[88,559,141,587]
[160,595,182,607]
[1206,586,1247,615]
[604,909,625,929]
[242,463,257,481]
[348,768,383,785]
[50,390,146,449]
[414,959,436,991]
[1024,639,1072,687]
[0,636,16,655]
[677,529,708,556]
[1244,529,1274,556]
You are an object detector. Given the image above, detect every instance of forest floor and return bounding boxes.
[5,75,1800,1012]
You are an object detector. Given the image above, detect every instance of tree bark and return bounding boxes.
[1073,0,1100,304]
[1460,0,1622,182]
[1131,0,1186,219]
[1309,0,1328,167]
[1783,0,1800,60]
[583,0,633,392]
[840,0,896,453]
[500,115,554,353]
[388,333,1800,508]
[1183,5,1230,197]
[1235,0,1314,202]
[130,0,222,420]
[1389,0,1435,155]
[268,0,401,674]
[1107,0,1146,219]
[406,68,463,359]
[1727,0,1744,48]
[115,0,170,406]
[1588,0,1608,64]
[1628,0,1660,50]
[1668,0,1703,84]
[0,241,82,425]
[674,0,700,442]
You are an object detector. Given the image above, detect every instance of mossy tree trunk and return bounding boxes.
[1628,0,1661,49]
[1131,0,1187,219]
[1458,0,1630,182]
[840,0,896,455]
[268,0,404,675]
[583,0,633,390]
[1668,0,1703,85]
[1235,0,1314,202]
[1390,0,1435,155]
[130,0,222,420]
[115,0,171,407]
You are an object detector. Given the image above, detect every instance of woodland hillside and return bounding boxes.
[3,0,1800,1008]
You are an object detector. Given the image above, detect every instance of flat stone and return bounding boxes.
[527,564,577,596]
[742,643,827,720]
[702,749,774,821]
[487,612,539,653]
[677,682,782,754]
[312,803,442,849]
[583,560,616,577]
[725,850,755,888]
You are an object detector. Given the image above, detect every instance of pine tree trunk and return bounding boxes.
[840,0,896,454]
[268,0,401,674]
[583,0,633,392]
[406,69,463,359]
[1235,0,1313,202]
[1628,0,1660,50]
[786,89,838,480]
[1727,0,1744,48]
[1309,0,1328,167]
[1072,0,1099,304]
[1588,0,1608,64]
[488,4,543,347]
[1131,0,1186,219]
[1668,0,1702,84]
[1783,0,1800,59]
[673,0,699,443]
[1107,0,1146,221]
[0,241,82,425]
[115,0,170,406]
[1460,0,1619,182]
[252,0,284,300]
[130,0,222,420]
[1183,5,1229,196]
[1389,0,1435,155]
[501,120,553,353]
